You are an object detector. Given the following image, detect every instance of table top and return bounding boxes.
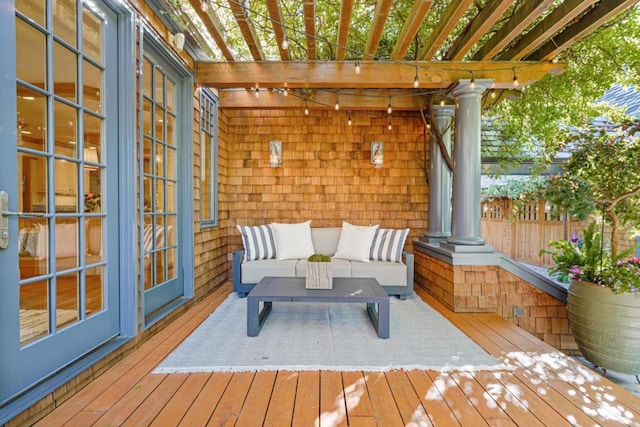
[249,277,388,302]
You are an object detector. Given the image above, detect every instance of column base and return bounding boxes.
[420,232,450,245]
[446,236,486,246]
[440,242,495,253]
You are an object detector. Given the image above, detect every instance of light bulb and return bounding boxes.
[347,111,352,126]
[354,60,361,74]
[335,98,340,110]
[282,88,288,97]
[470,77,475,89]
[512,69,519,88]
[304,103,309,115]
[440,98,445,107]
[281,36,288,50]
[491,90,497,99]
[201,0,209,12]
[387,100,392,115]
[413,67,419,88]
[254,88,260,98]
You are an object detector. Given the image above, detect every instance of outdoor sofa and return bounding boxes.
[233,221,415,299]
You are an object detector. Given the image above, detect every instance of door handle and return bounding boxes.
[0,191,46,250]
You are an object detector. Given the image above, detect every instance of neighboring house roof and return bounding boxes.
[598,84,640,118]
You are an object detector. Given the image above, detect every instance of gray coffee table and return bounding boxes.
[247,277,390,338]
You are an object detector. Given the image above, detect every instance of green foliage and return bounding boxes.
[482,176,548,201]
[308,254,331,262]
[486,7,640,164]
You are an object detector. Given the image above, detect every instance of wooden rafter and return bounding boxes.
[445,0,514,60]
[219,88,428,110]
[390,0,434,60]
[473,0,555,60]
[227,0,264,60]
[498,0,597,60]
[528,0,638,61]
[335,0,355,60]
[265,0,290,60]
[418,0,475,60]
[364,0,393,59]
[186,0,235,61]
[196,60,566,89]
[303,0,317,60]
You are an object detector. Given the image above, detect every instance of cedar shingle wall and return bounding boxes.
[223,109,429,254]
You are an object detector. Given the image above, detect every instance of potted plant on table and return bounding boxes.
[539,120,640,377]
[305,254,332,289]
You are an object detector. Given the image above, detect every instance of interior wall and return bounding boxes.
[223,108,430,254]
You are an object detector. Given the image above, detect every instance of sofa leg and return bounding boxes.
[239,292,247,298]
[399,294,407,301]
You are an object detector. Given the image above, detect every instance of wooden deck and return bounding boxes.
[34,283,640,426]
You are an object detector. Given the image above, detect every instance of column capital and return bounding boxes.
[432,105,455,119]
[448,79,493,98]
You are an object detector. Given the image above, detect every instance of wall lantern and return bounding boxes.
[269,141,282,168]
[371,141,383,168]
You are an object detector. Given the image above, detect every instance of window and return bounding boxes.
[199,89,218,227]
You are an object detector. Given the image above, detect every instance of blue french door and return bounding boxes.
[0,0,120,405]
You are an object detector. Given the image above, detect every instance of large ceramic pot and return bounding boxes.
[567,280,640,375]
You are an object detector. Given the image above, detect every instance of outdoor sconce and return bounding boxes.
[371,141,384,168]
[169,32,185,52]
[269,141,282,168]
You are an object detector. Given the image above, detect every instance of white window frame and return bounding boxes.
[199,89,218,227]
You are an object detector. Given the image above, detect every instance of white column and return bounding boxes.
[446,79,492,247]
[423,106,454,242]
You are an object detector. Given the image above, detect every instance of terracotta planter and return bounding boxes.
[567,280,640,375]
[305,262,332,289]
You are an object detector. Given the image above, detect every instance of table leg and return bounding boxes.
[247,297,260,336]
[377,299,390,339]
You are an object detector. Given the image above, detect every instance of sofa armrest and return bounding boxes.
[232,250,244,292]
[402,250,415,289]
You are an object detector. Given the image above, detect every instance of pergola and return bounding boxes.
[148,0,637,110]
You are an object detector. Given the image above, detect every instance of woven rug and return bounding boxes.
[155,293,507,373]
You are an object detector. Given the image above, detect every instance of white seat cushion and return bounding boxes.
[241,259,299,284]
[351,260,407,287]
[295,258,351,278]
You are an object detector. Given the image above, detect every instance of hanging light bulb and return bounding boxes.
[354,59,361,74]
[426,122,431,129]
[491,90,497,99]
[413,67,419,88]
[282,87,288,97]
[512,68,519,88]
[201,0,209,12]
[387,115,392,131]
[347,111,352,126]
[387,98,392,115]
[304,99,309,116]
[440,98,445,107]
[254,87,260,98]
[281,34,289,50]
[469,72,475,89]
[335,95,340,110]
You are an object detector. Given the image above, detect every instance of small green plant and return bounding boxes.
[308,254,331,262]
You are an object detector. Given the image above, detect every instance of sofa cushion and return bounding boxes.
[295,258,352,278]
[310,227,342,256]
[370,228,410,262]
[351,260,407,287]
[236,224,277,262]
[241,259,299,284]
[271,221,315,260]
[333,222,378,262]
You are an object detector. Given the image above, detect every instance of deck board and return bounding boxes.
[32,282,640,427]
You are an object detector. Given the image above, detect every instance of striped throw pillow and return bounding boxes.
[370,228,409,263]
[236,224,277,262]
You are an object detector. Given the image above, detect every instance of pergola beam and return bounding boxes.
[336,0,355,60]
[527,0,638,61]
[472,0,555,60]
[219,89,428,110]
[186,0,235,61]
[196,61,566,89]
[390,0,434,60]
[303,1,317,59]
[418,0,475,60]
[265,0,290,61]
[445,0,513,60]
[227,0,264,61]
[364,0,393,59]
[498,0,597,60]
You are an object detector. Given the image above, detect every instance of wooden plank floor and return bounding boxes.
[34,282,640,426]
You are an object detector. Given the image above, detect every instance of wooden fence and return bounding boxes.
[480,199,639,267]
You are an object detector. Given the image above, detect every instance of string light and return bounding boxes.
[491,90,497,99]
[354,59,361,74]
[334,94,340,110]
[387,115,392,131]
[387,97,392,115]
[440,98,445,107]
[426,122,431,129]
[347,111,352,126]
[282,87,288,97]
[254,87,260,98]
[512,68,519,88]
[281,34,289,50]
[469,71,475,89]
[304,99,309,115]
[201,0,209,12]
[413,66,419,88]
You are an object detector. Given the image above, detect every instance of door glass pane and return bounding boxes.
[155,143,164,176]
[55,219,79,272]
[16,19,46,90]
[154,67,164,107]
[19,279,49,345]
[167,181,175,212]
[143,99,152,135]
[56,272,79,329]
[54,159,78,207]
[156,178,165,212]
[85,218,103,263]
[167,215,175,246]
[166,114,175,147]
[53,0,77,48]
[84,169,102,213]
[54,101,78,156]
[82,8,102,63]
[18,153,48,215]
[54,41,78,102]
[85,266,104,316]
[18,218,48,280]
[166,78,175,112]
[167,248,176,280]
[17,87,47,152]
[83,60,103,114]
[143,138,152,174]
[154,105,164,140]
[84,113,102,158]
[16,0,46,27]
[167,146,175,179]
[143,59,152,97]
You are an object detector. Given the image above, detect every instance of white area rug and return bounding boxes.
[155,293,506,373]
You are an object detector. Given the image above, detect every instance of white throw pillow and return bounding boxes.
[333,222,378,262]
[271,220,315,260]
